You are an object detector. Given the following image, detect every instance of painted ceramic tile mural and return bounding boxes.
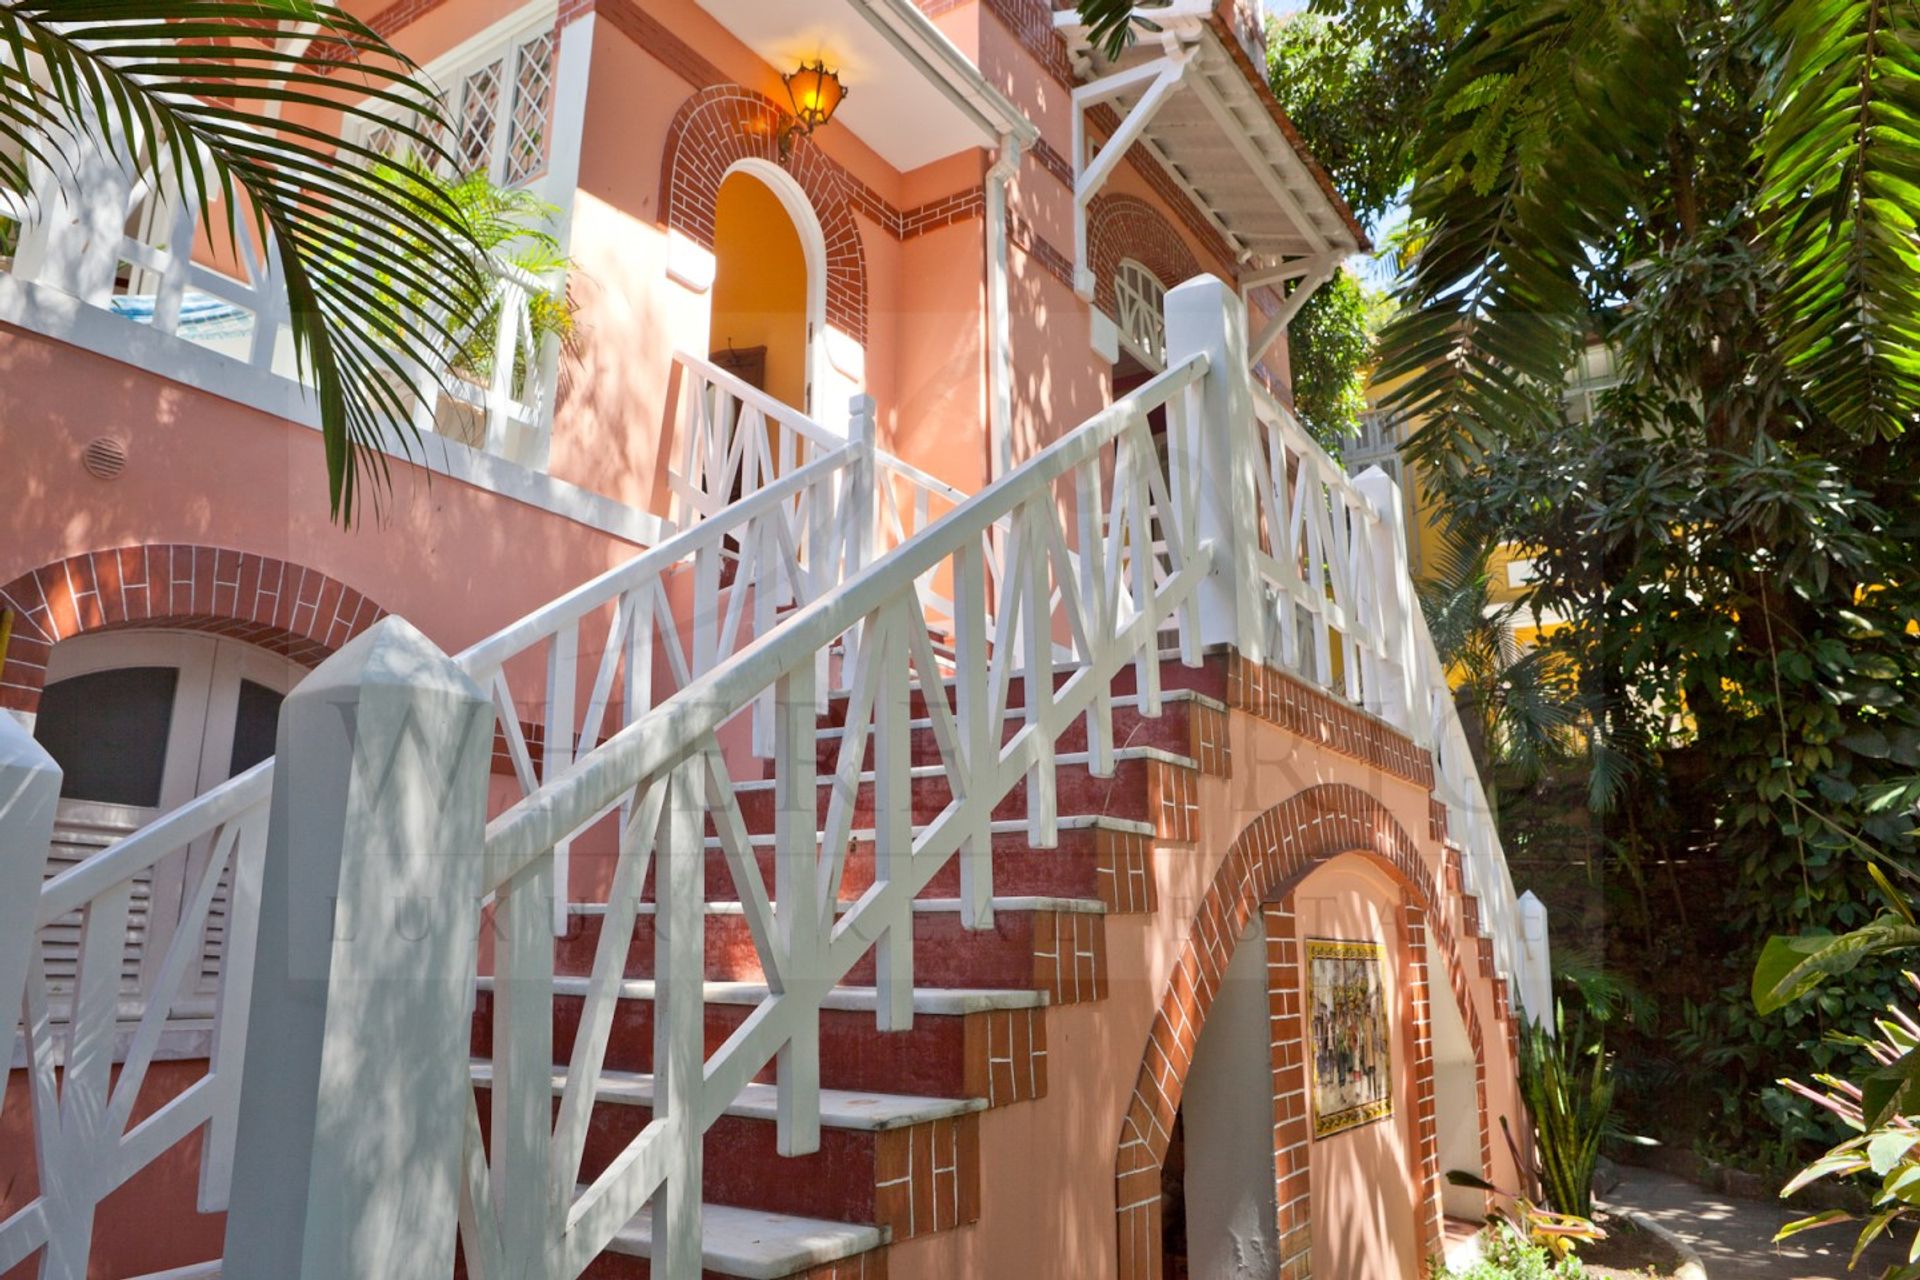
[1307,938,1392,1137]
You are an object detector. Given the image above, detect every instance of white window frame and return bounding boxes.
[348,3,561,196]
[1114,258,1168,371]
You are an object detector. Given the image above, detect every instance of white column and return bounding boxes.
[0,715,60,1055]
[1164,273,1264,662]
[222,617,493,1280]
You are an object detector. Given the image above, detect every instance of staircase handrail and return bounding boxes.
[458,348,1215,1277]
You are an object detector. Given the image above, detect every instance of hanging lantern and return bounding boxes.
[783,60,847,134]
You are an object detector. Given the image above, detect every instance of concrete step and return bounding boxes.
[578,1201,885,1279]
[472,1064,981,1242]
[557,897,1107,1004]
[472,979,1048,1107]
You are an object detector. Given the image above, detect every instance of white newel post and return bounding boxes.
[222,618,493,1280]
[1351,466,1419,734]
[1517,890,1553,1030]
[0,716,60,1053]
[1163,274,1265,663]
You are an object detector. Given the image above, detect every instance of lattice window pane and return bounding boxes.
[1115,259,1168,369]
[504,32,555,186]
[457,58,504,176]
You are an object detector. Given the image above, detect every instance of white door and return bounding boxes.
[31,631,304,1015]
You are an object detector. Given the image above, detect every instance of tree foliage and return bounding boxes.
[0,0,488,521]
[1287,267,1375,450]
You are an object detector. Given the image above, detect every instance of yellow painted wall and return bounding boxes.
[710,170,809,412]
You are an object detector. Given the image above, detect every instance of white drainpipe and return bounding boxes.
[985,133,1021,481]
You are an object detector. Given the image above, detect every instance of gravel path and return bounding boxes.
[1603,1166,1908,1279]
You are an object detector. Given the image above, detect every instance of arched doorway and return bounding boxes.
[31,629,306,1007]
[709,160,824,418]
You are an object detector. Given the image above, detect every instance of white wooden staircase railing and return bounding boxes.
[0,277,1548,1280]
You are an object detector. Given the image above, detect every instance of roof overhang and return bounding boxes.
[1053,2,1365,274]
[694,0,1036,172]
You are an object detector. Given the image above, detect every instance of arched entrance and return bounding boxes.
[709,159,825,417]
[1113,783,1496,1280]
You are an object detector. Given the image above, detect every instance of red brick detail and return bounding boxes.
[1265,898,1313,1280]
[587,0,727,88]
[0,547,384,714]
[900,187,988,240]
[962,1006,1047,1107]
[1031,909,1107,1003]
[1401,899,1445,1264]
[1146,758,1201,843]
[1111,783,1492,1280]
[1097,826,1158,914]
[872,1113,980,1240]
[659,86,870,342]
[1187,702,1232,778]
[1225,652,1435,789]
[1009,210,1077,291]
[1087,193,1203,320]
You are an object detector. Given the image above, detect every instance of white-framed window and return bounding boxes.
[355,9,558,191]
[1562,342,1621,425]
[1114,258,1168,371]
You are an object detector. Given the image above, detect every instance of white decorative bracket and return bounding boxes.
[1243,252,1341,370]
[1069,47,1197,299]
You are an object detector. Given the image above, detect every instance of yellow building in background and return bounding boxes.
[1346,342,1622,649]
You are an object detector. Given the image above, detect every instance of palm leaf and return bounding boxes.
[0,0,487,522]
[1755,0,1920,441]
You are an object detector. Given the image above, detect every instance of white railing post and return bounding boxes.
[843,394,878,679]
[1164,274,1264,663]
[222,618,493,1280]
[1517,890,1553,1029]
[1351,466,1418,734]
[0,715,60,1063]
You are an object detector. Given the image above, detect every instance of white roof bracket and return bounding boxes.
[1247,252,1340,369]
[1070,48,1196,299]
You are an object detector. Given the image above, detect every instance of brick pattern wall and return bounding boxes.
[796,1252,889,1280]
[873,1113,981,1240]
[1096,825,1158,914]
[1146,758,1201,842]
[1088,193,1202,320]
[0,546,384,714]
[1264,898,1312,1280]
[1112,781,1491,1280]
[962,1006,1047,1106]
[1032,909,1107,1003]
[659,85,871,343]
[1401,899,1445,1264]
[1225,653,1436,790]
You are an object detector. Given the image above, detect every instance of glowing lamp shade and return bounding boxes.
[783,61,847,133]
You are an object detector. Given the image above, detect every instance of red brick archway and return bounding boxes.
[659,84,869,343]
[1113,783,1492,1280]
[1087,193,1202,323]
[0,546,385,715]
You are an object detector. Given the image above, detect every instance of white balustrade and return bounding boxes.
[0,125,564,468]
[458,335,1215,1278]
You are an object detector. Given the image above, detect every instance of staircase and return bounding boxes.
[470,669,1229,1279]
[0,276,1549,1280]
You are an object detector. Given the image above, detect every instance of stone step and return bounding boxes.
[472,980,1049,1108]
[557,897,1107,1005]
[577,1201,885,1279]
[472,1064,981,1244]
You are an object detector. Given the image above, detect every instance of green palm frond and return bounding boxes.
[1756,0,1920,441]
[0,0,487,522]
[1074,0,1144,62]
[1378,0,1687,471]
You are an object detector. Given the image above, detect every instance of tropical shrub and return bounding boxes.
[1429,1224,1590,1280]
[1519,1008,1615,1219]
[1771,971,1920,1277]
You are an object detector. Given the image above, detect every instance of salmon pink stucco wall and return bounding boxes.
[880,688,1520,1280]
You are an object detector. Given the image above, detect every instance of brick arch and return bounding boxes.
[659,84,869,344]
[1088,193,1203,322]
[1112,783,1492,1280]
[0,546,386,715]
